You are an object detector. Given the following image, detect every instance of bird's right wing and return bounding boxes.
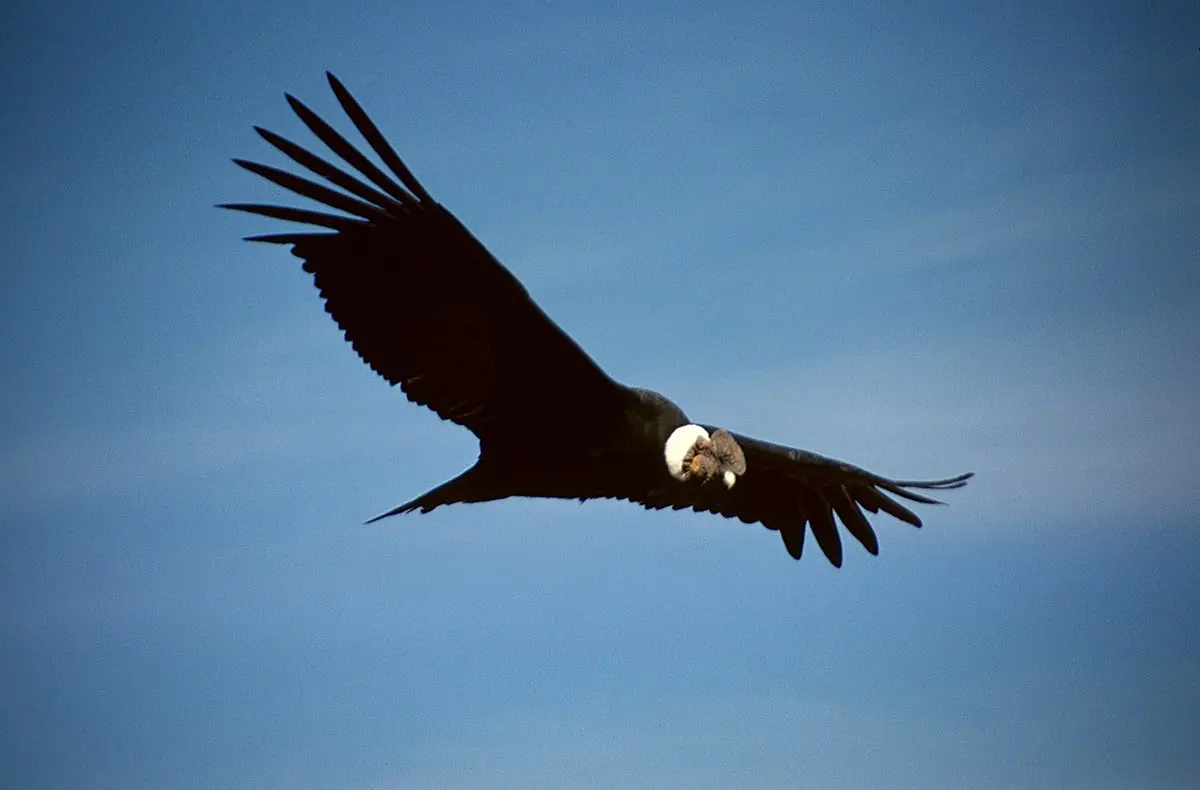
[221,73,628,444]
[633,430,973,566]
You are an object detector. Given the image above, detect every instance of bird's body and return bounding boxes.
[224,73,972,565]
[385,387,690,517]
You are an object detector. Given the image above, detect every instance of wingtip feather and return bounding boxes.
[325,74,433,204]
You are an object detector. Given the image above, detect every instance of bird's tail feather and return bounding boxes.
[364,462,498,523]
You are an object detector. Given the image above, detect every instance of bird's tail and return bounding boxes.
[364,462,500,523]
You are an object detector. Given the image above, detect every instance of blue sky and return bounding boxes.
[2,0,1197,787]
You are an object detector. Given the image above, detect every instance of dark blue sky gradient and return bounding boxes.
[2,1,1197,787]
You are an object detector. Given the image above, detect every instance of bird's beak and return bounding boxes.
[682,429,746,488]
[710,429,746,486]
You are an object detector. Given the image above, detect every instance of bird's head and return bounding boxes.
[664,425,747,488]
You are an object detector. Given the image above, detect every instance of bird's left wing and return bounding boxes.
[220,73,630,444]
[632,431,972,566]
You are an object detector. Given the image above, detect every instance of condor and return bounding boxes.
[223,73,972,566]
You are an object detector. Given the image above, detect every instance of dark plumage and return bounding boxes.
[223,73,972,566]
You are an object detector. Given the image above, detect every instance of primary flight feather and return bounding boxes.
[223,73,972,566]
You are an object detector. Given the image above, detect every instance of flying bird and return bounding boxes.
[223,73,972,566]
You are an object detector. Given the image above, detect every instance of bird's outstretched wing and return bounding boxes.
[631,431,973,566]
[221,72,627,443]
